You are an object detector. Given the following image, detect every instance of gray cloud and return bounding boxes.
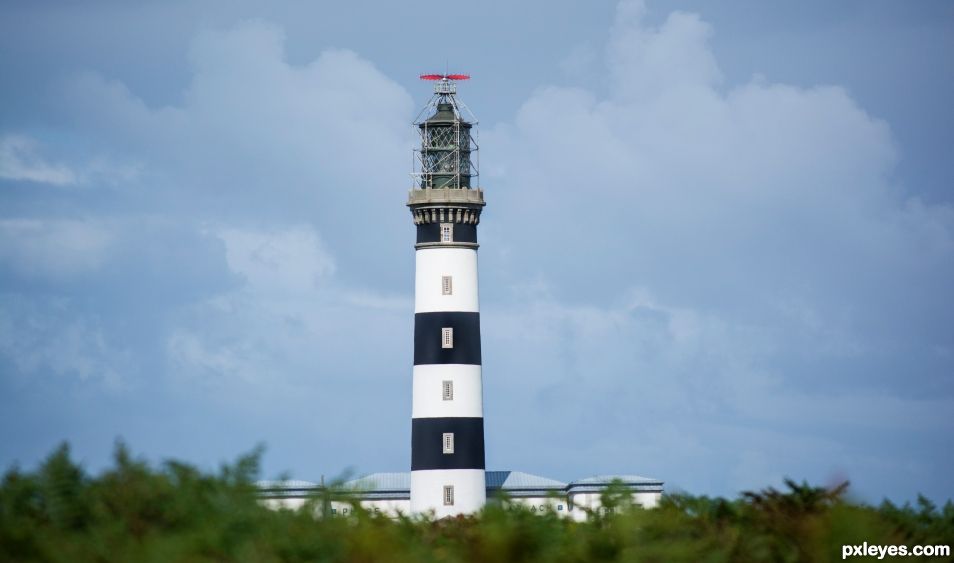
[1,20,419,479]
[479,0,954,500]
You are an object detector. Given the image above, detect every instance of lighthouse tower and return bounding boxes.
[408,74,486,516]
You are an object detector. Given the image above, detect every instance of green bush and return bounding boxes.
[1,443,951,562]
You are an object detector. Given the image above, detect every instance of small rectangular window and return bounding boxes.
[441,327,453,349]
[440,223,453,242]
[441,275,453,295]
[443,485,454,506]
[442,380,453,401]
[442,432,454,454]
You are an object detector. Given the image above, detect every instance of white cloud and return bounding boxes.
[608,0,722,99]
[0,295,129,387]
[64,20,414,222]
[0,219,113,279]
[485,0,951,334]
[0,135,77,186]
[216,225,335,295]
[167,223,410,391]
[1,22,417,396]
[167,329,260,384]
[484,289,954,496]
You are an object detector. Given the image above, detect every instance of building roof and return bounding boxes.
[256,479,319,490]
[257,471,662,500]
[343,472,411,500]
[567,474,664,494]
[486,471,567,496]
[569,474,662,485]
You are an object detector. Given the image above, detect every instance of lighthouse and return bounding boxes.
[408,74,486,516]
[256,75,665,518]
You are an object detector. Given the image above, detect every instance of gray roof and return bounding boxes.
[487,471,567,490]
[569,475,662,485]
[256,479,319,490]
[567,475,664,493]
[345,472,411,491]
[256,471,663,499]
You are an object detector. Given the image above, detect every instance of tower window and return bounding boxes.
[441,327,453,349]
[442,433,454,454]
[442,380,453,401]
[440,223,453,242]
[443,485,455,506]
[442,275,453,295]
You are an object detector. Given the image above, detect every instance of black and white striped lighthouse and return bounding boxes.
[408,74,486,516]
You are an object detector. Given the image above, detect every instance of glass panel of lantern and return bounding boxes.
[438,152,456,173]
[429,126,454,148]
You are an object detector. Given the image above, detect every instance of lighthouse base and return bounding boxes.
[410,469,486,517]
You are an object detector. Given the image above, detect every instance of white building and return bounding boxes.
[258,471,663,521]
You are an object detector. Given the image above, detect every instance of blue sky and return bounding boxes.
[1,0,952,504]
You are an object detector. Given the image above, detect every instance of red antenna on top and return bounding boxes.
[420,72,470,94]
[420,73,470,81]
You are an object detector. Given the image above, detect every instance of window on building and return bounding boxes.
[440,223,453,242]
[441,327,453,349]
[443,485,454,506]
[442,432,454,454]
[442,380,453,401]
[442,275,453,295]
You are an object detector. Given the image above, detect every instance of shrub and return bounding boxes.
[1,443,951,562]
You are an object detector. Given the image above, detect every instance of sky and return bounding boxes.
[1,0,952,504]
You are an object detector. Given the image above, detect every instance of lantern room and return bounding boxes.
[413,74,478,190]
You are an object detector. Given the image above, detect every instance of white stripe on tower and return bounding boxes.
[415,248,479,313]
[412,365,483,419]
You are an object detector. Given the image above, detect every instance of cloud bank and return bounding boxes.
[481,0,953,499]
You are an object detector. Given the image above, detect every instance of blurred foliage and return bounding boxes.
[1,443,952,562]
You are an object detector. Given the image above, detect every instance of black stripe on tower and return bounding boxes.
[411,417,485,470]
[416,223,478,244]
[414,311,481,365]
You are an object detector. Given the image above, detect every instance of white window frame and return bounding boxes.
[441,275,453,296]
[443,485,454,506]
[440,223,453,242]
[441,327,453,349]
[442,380,453,401]
[442,432,454,454]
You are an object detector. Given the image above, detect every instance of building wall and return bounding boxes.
[501,495,569,516]
[260,490,662,520]
[566,491,661,521]
[335,499,411,517]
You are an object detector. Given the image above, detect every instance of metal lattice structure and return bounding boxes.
[412,74,479,190]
